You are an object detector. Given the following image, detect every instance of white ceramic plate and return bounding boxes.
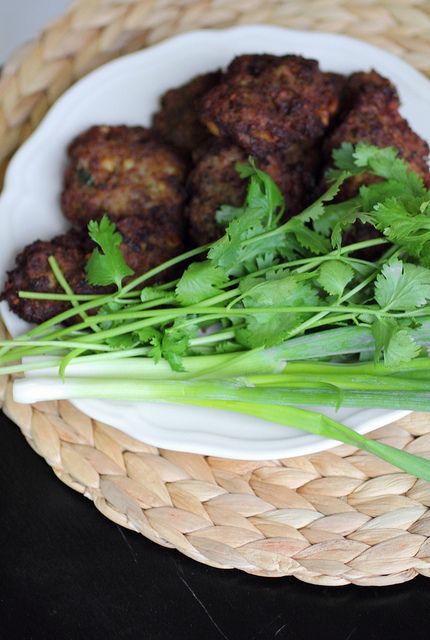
[2,24,427,459]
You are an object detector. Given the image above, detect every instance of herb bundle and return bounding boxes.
[2,143,430,479]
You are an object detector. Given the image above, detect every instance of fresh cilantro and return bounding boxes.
[140,286,173,304]
[372,318,420,366]
[330,143,358,173]
[209,158,287,273]
[78,149,430,378]
[359,182,419,211]
[330,142,426,196]
[85,215,134,290]
[134,327,163,361]
[236,275,320,348]
[215,204,244,225]
[353,143,426,194]
[385,330,421,366]
[282,172,349,253]
[236,159,285,224]
[215,158,284,228]
[209,206,266,272]
[374,260,430,310]
[318,261,354,298]
[284,219,331,254]
[370,197,430,266]
[294,171,350,225]
[160,326,196,371]
[97,300,124,330]
[372,318,396,361]
[175,261,228,306]
[105,334,140,349]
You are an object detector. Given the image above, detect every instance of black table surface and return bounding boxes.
[1,410,430,640]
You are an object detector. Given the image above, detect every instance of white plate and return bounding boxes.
[2,24,426,459]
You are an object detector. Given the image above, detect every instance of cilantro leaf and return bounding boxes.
[85,215,134,289]
[330,210,365,249]
[284,219,331,254]
[331,142,357,173]
[134,327,163,361]
[140,286,173,304]
[236,275,320,348]
[236,158,284,224]
[283,171,349,254]
[370,197,430,266]
[175,261,228,306]
[372,318,420,366]
[374,260,430,310]
[385,330,421,366]
[215,204,243,225]
[294,171,350,225]
[209,158,286,273]
[318,261,354,297]
[161,327,196,371]
[209,205,266,272]
[313,199,360,238]
[105,334,140,349]
[353,143,426,194]
[359,182,418,212]
[372,318,397,362]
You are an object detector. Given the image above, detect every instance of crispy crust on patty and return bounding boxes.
[152,71,222,154]
[1,229,94,324]
[116,216,184,277]
[324,70,430,192]
[320,70,430,256]
[2,218,185,324]
[200,54,344,158]
[186,141,247,245]
[61,125,187,227]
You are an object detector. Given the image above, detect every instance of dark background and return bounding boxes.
[1,411,429,640]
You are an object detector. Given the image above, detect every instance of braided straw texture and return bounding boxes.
[1,0,430,586]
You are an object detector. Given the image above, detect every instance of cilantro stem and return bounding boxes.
[119,244,212,295]
[0,339,113,351]
[19,292,112,301]
[48,256,100,333]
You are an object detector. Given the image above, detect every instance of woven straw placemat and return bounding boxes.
[1,0,430,587]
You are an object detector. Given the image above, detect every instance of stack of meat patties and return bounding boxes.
[3,54,430,324]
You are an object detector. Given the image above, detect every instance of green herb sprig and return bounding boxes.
[3,143,430,480]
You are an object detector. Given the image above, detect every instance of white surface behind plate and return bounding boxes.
[1,25,424,459]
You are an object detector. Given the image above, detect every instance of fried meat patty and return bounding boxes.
[2,218,184,324]
[201,54,344,158]
[186,140,318,246]
[61,126,187,227]
[116,216,184,278]
[152,71,222,154]
[186,142,247,245]
[324,71,430,192]
[320,71,430,257]
[2,229,94,324]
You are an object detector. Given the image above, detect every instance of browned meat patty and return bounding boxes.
[152,71,222,154]
[186,139,319,246]
[61,125,187,227]
[2,229,94,324]
[324,70,430,194]
[2,218,185,325]
[319,70,430,257]
[338,69,399,112]
[186,141,247,245]
[200,54,344,158]
[116,216,185,278]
